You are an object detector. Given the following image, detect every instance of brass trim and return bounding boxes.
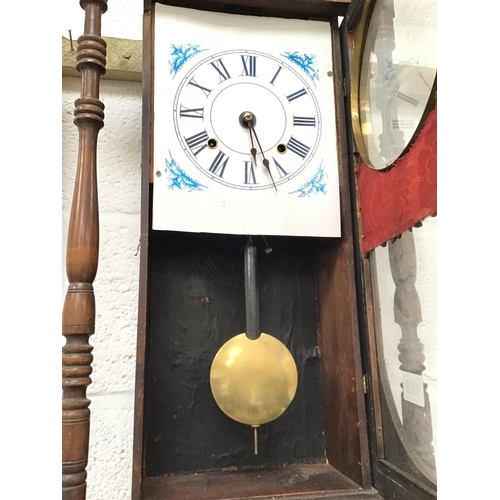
[350,0,376,168]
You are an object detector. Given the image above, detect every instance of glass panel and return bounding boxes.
[358,0,437,170]
[371,217,437,486]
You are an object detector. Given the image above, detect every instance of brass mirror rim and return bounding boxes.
[350,0,376,169]
[349,0,437,172]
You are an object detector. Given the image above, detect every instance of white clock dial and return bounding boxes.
[385,66,436,155]
[361,64,436,169]
[152,4,341,237]
[173,50,321,190]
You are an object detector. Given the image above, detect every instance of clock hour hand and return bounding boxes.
[241,111,259,168]
[248,122,277,191]
[248,123,258,166]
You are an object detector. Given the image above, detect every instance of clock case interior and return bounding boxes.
[133,1,375,499]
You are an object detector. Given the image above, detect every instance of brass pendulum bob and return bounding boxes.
[210,239,298,454]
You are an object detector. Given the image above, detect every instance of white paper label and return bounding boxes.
[401,370,425,407]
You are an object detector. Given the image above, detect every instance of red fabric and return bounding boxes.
[356,106,437,255]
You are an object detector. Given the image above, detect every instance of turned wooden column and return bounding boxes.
[372,0,398,163]
[62,2,107,499]
[389,230,436,478]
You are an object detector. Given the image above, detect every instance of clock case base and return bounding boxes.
[142,464,384,500]
[133,2,372,499]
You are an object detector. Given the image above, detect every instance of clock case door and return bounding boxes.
[133,1,377,499]
[341,0,437,499]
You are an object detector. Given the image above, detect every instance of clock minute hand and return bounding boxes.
[248,122,277,191]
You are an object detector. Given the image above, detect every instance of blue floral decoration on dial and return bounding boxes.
[290,161,327,197]
[281,51,319,84]
[165,151,207,191]
[169,44,205,77]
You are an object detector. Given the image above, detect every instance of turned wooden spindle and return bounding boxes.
[372,0,403,163]
[62,2,107,499]
[388,230,436,476]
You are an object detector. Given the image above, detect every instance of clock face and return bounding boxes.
[152,4,341,237]
[351,0,437,171]
[359,64,436,169]
[173,49,321,191]
[386,66,436,152]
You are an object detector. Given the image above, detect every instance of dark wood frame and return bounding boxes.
[340,1,438,498]
[132,1,377,499]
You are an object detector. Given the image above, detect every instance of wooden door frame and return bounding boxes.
[338,1,438,498]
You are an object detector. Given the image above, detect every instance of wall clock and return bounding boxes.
[152,4,341,237]
[350,0,437,171]
[133,2,374,500]
[61,1,440,499]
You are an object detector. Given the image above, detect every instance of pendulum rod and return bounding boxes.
[244,238,261,453]
[252,425,259,455]
[244,238,260,340]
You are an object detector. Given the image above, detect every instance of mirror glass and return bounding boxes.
[358,0,437,170]
[370,217,437,485]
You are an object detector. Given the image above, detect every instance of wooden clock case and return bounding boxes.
[132,1,378,499]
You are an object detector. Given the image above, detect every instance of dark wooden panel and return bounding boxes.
[374,460,436,500]
[154,0,350,20]
[361,258,384,458]
[142,463,375,500]
[132,8,155,500]
[144,232,326,476]
[314,21,370,488]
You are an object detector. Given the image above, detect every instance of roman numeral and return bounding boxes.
[287,136,310,159]
[185,130,209,156]
[179,106,204,119]
[270,66,282,85]
[293,116,316,127]
[286,88,307,102]
[397,92,418,106]
[241,55,257,77]
[244,161,257,184]
[392,119,414,129]
[418,71,432,90]
[208,151,229,177]
[188,78,212,96]
[210,59,231,81]
[272,157,288,178]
